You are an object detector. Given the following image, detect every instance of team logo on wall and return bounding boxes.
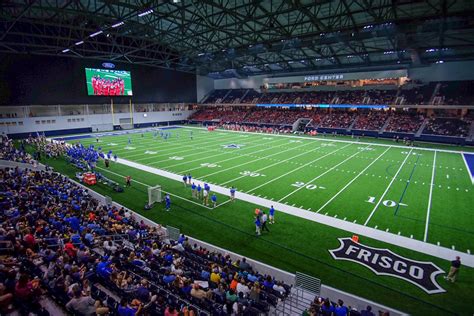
[329,238,445,294]
[102,62,115,69]
[222,144,244,149]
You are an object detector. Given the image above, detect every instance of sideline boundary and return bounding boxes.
[424,151,437,242]
[183,125,473,155]
[114,156,474,267]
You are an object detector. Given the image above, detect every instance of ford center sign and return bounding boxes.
[102,62,115,69]
[329,238,446,294]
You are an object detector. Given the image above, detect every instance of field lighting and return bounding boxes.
[138,9,153,17]
[89,30,103,38]
[75,41,84,46]
[111,21,125,28]
[62,48,70,53]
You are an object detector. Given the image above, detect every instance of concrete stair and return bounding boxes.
[270,288,315,315]
[347,116,358,132]
[416,118,430,137]
[378,116,392,134]
[220,89,233,103]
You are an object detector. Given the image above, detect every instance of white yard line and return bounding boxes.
[192,141,315,177]
[278,144,372,202]
[129,132,240,160]
[112,156,474,267]
[114,131,240,160]
[423,151,437,242]
[183,125,473,155]
[167,137,289,171]
[247,143,353,194]
[220,143,328,185]
[316,146,392,213]
[363,148,414,226]
[142,135,281,166]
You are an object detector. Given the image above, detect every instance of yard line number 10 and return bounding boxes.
[366,196,408,208]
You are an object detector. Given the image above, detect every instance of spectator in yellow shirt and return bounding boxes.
[210,270,221,284]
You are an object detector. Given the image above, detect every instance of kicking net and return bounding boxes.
[148,185,162,206]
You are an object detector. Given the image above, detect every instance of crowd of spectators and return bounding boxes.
[319,112,355,129]
[204,90,230,104]
[423,117,472,137]
[304,296,382,316]
[190,108,250,123]
[244,109,305,125]
[353,111,388,131]
[0,161,292,315]
[221,124,292,134]
[221,90,248,104]
[203,80,474,106]
[190,107,474,138]
[385,113,425,133]
[26,135,67,159]
[0,134,36,164]
[434,81,474,105]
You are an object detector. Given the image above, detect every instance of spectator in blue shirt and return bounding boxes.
[334,299,349,316]
[230,186,236,201]
[197,184,202,199]
[321,298,335,316]
[163,272,176,284]
[255,216,261,236]
[361,305,375,316]
[118,298,142,316]
[211,193,217,208]
[191,183,196,198]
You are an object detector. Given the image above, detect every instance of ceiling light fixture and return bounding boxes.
[138,9,153,17]
[111,21,125,28]
[89,30,103,38]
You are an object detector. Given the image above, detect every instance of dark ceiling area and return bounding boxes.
[1,0,474,78]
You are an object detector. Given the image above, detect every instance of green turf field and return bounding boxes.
[44,126,474,315]
[71,127,473,252]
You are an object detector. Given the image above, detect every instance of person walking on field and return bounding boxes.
[125,175,131,187]
[254,216,261,236]
[444,256,461,282]
[165,194,171,211]
[269,205,275,224]
[261,212,270,232]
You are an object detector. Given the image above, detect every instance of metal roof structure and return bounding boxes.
[1,0,474,78]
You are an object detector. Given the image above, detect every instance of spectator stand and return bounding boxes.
[274,272,322,315]
[74,168,405,316]
[0,155,404,316]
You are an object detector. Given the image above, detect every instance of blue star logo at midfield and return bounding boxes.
[223,144,244,149]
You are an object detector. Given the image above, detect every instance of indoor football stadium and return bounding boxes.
[0,1,473,315]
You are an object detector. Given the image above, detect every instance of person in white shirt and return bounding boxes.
[261,212,270,232]
[203,189,209,206]
[236,279,250,296]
